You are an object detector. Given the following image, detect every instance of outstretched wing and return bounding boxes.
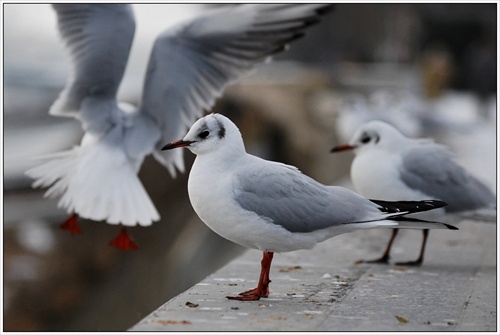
[50,4,135,134]
[139,4,333,175]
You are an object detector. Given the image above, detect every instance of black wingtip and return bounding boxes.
[370,199,448,214]
[426,200,448,209]
[444,223,459,230]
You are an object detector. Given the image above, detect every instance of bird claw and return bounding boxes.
[226,287,268,301]
[226,294,261,301]
[394,259,423,267]
[359,255,390,265]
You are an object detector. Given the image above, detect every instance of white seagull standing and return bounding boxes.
[26,4,333,250]
[162,113,457,300]
[331,120,495,265]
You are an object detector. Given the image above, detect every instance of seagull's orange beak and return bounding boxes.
[330,144,356,153]
[161,139,194,150]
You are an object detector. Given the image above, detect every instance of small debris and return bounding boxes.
[260,315,287,323]
[185,301,199,308]
[156,320,191,325]
[288,293,304,298]
[225,283,238,286]
[395,315,409,323]
[279,266,302,272]
[322,273,332,279]
[304,314,314,319]
[272,316,286,321]
[354,259,364,265]
[332,281,349,286]
[231,306,239,310]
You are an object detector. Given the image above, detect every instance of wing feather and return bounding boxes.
[233,159,379,233]
[400,144,495,212]
[50,4,135,127]
[138,4,333,174]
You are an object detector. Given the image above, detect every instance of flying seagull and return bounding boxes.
[26,4,333,250]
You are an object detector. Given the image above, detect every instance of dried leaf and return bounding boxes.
[395,315,409,323]
[156,320,191,325]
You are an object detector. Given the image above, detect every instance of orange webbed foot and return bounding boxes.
[60,213,82,234]
[109,227,139,251]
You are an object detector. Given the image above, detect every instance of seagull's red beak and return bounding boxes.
[161,139,195,150]
[330,144,356,153]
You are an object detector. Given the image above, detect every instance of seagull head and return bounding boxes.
[161,113,245,156]
[331,120,407,155]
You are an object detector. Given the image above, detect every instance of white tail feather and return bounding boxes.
[352,219,453,230]
[26,142,159,226]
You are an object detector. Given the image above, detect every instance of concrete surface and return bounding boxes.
[130,215,496,332]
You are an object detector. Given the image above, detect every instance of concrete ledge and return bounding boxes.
[130,217,496,331]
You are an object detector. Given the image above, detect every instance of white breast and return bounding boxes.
[187,155,325,252]
[351,149,428,201]
[188,155,261,249]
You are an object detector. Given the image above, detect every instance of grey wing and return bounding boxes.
[233,160,379,233]
[139,4,332,175]
[400,144,495,212]
[50,4,135,133]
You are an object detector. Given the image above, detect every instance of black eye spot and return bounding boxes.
[198,130,210,139]
[360,131,379,145]
[360,135,371,144]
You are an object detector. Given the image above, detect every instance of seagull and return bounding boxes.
[25,4,333,250]
[331,120,495,266]
[162,113,457,300]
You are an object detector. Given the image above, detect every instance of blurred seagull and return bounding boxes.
[335,91,424,143]
[162,113,457,300]
[26,4,333,250]
[331,120,495,265]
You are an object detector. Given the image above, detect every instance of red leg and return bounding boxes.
[109,226,139,251]
[60,213,82,234]
[227,251,274,301]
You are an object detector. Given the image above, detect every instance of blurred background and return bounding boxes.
[3,3,496,331]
